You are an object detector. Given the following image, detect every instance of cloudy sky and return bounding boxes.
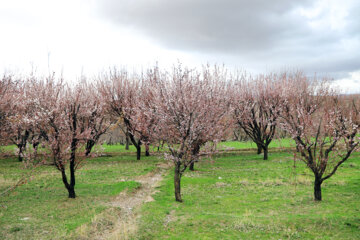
[1,0,359,92]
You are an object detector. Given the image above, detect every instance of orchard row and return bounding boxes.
[0,65,359,202]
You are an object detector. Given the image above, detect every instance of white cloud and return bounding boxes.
[0,0,359,90]
[0,0,193,79]
[332,70,360,94]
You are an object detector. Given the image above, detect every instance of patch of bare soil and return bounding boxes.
[78,162,170,240]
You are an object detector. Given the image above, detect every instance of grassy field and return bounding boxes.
[100,139,296,153]
[0,141,359,239]
[0,154,160,239]
[0,139,296,155]
[217,139,296,150]
[136,151,360,239]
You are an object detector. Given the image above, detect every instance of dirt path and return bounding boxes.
[79,163,170,240]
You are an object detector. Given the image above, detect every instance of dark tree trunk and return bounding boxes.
[69,158,76,198]
[61,169,76,198]
[17,142,27,162]
[263,145,268,160]
[125,129,130,150]
[18,146,24,162]
[174,162,182,202]
[67,109,77,198]
[189,145,200,171]
[68,185,76,198]
[136,146,141,160]
[145,143,150,156]
[85,140,95,156]
[65,148,77,198]
[136,139,141,160]
[32,141,39,150]
[189,162,194,171]
[127,128,141,160]
[17,130,30,162]
[314,177,322,201]
[256,143,262,154]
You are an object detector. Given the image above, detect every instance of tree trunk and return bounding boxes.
[125,130,130,150]
[18,145,24,162]
[85,140,95,156]
[136,139,141,160]
[67,185,76,198]
[67,146,77,198]
[145,143,150,156]
[127,129,141,160]
[17,130,30,162]
[69,161,76,198]
[263,145,268,160]
[32,141,39,150]
[61,169,76,198]
[314,177,322,201]
[174,162,182,202]
[189,145,200,171]
[189,162,194,171]
[68,111,77,199]
[256,143,262,154]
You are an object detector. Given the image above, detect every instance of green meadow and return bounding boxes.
[0,141,359,239]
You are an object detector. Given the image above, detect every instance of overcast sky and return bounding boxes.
[1,0,359,92]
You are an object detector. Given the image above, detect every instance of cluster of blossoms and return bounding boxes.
[0,66,359,201]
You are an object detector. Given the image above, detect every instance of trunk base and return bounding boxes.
[136,147,141,160]
[314,178,322,201]
[67,187,76,198]
[174,163,182,202]
[263,147,268,160]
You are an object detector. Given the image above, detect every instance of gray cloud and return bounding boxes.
[97,0,360,77]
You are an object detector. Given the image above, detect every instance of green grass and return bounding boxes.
[1,141,359,239]
[136,151,360,239]
[217,138,296,150]
[0,139,296,157]
[101,143,144,153]
[104,139,297,153]
[0,143,162,155]
[0,145,17,154]
[0,154,160,240]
